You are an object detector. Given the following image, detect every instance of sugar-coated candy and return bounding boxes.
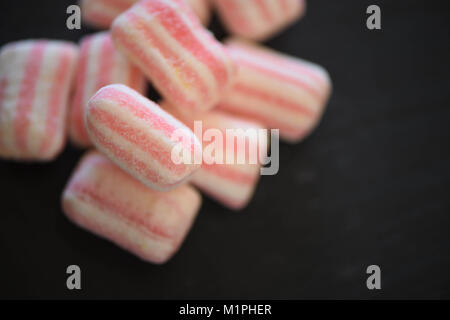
[80,0,211,28]
[62,151,202,264]
[217,39,331,143]
[162,102,267,210]
[0,40,78,160]
[112,0,236,114]
[190,112,265,210]
[211,0,306,40]
[86,84,202,191]
[69,32,146,147]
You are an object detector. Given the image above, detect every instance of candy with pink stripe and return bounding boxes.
[80,0,211,29]
[86,84,202,191]
[69,32,146,147]
[191,113,266,210]
[211,0,306,40]
[217,39,331,143]
[0,40,78,161]
[62,151,202,264]
[163,103,267,210]
[111,0,236,114]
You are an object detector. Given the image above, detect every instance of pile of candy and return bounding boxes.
[0,0,331,263]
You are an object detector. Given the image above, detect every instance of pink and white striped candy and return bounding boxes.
[86,84,202,191]
[191,112,265,210]
[62,151,202,264]
[211,0,306,40]
[0,40,78,161]
[111,0,236,114]
[81,0,211,29]
[69,32,146,147]
[217,39,331,143]
[162,103,267,210]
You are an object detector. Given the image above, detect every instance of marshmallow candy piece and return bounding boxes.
[62,151,202,264]
[0,40,78,161]
[86,84,202,191]
[111,0,236,114]
[69,32,146,147]
[211,0,306,40]
[81,0,211,28]
[191,112,266,210]
[163,103,267,210]
[217,39,331,143]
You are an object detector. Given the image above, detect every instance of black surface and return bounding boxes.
[1,0,450,299]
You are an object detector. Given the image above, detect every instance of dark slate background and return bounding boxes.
[0,0,449,299]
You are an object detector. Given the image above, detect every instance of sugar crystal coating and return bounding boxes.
[111,0,236,114]
[212,0,306,40]
[86,84,202,191]
[69,32,146,147]
[62,151,202,264]
[217,39,332,143]
[0,40,78,160]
